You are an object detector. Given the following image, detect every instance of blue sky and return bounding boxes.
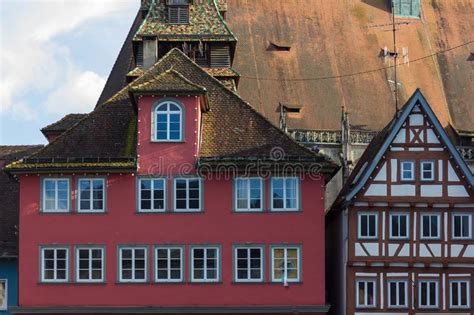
[0,0,140,145]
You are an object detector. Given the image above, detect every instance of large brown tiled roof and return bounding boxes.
[0,145,43,256]
[41,114,88,134]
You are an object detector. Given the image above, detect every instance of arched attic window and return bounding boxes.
[153,100,183,141]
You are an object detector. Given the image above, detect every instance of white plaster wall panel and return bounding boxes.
[451,245,463,257]
[426,128,440,143]
[399,244,409,257]
[447,185,469,197]
[464,245,474,258]
[391,147,405,151]
[374,162,387,181]
[355,243,367,256]
[428,147,444,151]
[448,162,460,182]
[428,244,441,257]
[408,147,424,151]
[380,273,384,309]
[438,160,443,181]
[391,185,416,196]
[387,272,409,277]
[363,243,379,256]
[419,244,432,257]
[420,185,443,197]
[391,159,397,182]
[393,128,406,144]
[365,184,387,196]
[389,244,399,256]
[409,113,424,126]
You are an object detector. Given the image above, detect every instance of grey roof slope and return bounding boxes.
[41,114,88,134]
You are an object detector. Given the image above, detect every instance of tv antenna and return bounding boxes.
[391,1,399,115]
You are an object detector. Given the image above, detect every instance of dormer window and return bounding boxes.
[168,0,189,24]
[154,101,183,142]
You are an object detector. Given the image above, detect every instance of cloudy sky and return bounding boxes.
[0,0,140,145]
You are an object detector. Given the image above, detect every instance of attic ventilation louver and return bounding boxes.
[168,0,189,25]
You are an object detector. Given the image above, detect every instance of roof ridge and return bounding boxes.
[130,68,207,92]
[41,113,88,131]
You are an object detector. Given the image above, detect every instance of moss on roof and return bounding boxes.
[129,69,206,94]
[203,67,239,77]
[127,67,145,78]
[5,161,135,171]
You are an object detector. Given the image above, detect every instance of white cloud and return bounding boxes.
[0,0,137,119]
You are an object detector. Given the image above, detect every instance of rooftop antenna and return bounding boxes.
[391,1,399,116]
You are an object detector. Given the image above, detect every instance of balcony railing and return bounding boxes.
[457,146,474,162]
[289,129,377,145]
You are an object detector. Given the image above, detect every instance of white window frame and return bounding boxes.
[418,279,439,309]
[270,177,300,212]
[42,178,70,213]
[75,247,104,283]
[190,246,220,283]
[271,246,301,283]
[355,278,377,308]
[234,178,263,212]
[0,279,7,311]
[40,247,69,283]
[118,247,148,283]
[420,214,441,240]
[400,160,415,181]
[449,279,471,309]
[389,213,410,240]
[153,101,183,142]
[234,246,264,282]
[420,160,435,181]
[154,247,183,283]
[173,178,202,212]
[138,178,167,213]
[358,212,378,239]
[452,214,473,240]
[388,280,408,308]
[77,178,105,213]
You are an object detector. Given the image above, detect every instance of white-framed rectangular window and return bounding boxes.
[356,278,377,308]
[42,178,70,212]
[154,247,183,282]
[191,247,220,282]
[78,178,105,212]
[421,214,441,239]
[388,280,408,308]
[390,213,409,239]
[401,161,415,181]
[234,247,263,282]
[76,247,104,283]
[119,247,147,283]
[235,178,263,211]
[450,280,470,309]
[452,214,472,240]
[420,161,435,181]
[138,178,166,212]
[174,178,201,212]
[41,247,69,282]
[358,213,378,239]
[271,246,301,283]
[419,280,438,308]
[271,177,299,211]
[0,279,6,311]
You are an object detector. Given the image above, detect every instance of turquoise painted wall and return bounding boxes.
[392,0,421,18]
[0,259,17,315]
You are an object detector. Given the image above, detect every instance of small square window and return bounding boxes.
[450,280,470,309]
[388,280,408,308]
[401,161,415,181]
[234,247,263,282]
[138,178,166,212]
[271,177,299,211]
[419,280,439,308]
[119,247,147,283]
[191,247,220,282]
[78,178,105,212]
[358,213,378,239]
[174,178,202,212]
[452,214,472,240]
[235,178,263,212]
[42,178,70,213]
[155,247,183,282]
[271,246,301,283]
[356,278,377,308]
[421,161,435,181]
[76,247,104,283]
[389,213,409,239]
[41,247,69,282]
[421,214,441,239]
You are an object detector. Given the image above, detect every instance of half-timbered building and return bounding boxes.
[326,89,474,315]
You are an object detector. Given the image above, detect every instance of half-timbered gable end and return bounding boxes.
[327,89,474,315]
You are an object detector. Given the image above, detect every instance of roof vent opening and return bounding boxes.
[280,104,302,114]
[268,41,291,52]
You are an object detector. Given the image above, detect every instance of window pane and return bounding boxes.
[361,215,368,236]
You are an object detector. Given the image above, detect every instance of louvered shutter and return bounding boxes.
[210,45,231,68]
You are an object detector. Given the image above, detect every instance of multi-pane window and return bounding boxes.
[41,248,69,282]
[42,178,69,212]
[419,280,438,308]
[356,279,376,308]
[235,178,262,211]
[421,214,440,239]
[138,178,166,212]
[450,280,470,309]
[155,101,182,141]
[0,280,6,311]
[155,247,182,282]
[78,178,105,212]
[401,161,415,181]
[271,177,299,211]
[174,178,201,212]
[191,247,219,282]
[76,248,104,282]
[421,161,435,181]
[390,213,409,239]
[358,213,378,239]
[119,247,147,282]
[388,280,408,308]
[271,247,300,283]
[452,214,472,239]
[234,247,263,282]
